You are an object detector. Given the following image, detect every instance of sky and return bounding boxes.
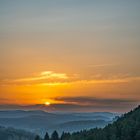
[0,0,140,112]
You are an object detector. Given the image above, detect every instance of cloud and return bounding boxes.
[1,70,140,87]
[0,97,139,112]
[88,63,119,68]
[14,71,68,82]
[37,76,140,86]
[0,71,70,86]
[54,96,139,106]
[49,97,139,112]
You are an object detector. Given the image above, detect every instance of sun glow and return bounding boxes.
[45,101,51,106]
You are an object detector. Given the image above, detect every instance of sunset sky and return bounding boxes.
[0,0,140,112]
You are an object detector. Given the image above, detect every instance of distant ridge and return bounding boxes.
[0,110,117,135]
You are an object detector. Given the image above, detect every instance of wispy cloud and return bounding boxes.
[14,71,68,82]
[37,79,127,87]
[0,71,69,86]
[88,63,119,68]
[38,76,140,86]
[1,70,140,87]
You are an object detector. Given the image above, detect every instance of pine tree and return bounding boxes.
[51,130,59,140]
[44,132,50,140]
[61,132,71,140]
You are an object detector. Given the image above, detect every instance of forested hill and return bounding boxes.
[60,105,140,140]
[0,126,35,140]
[39,105,140,140]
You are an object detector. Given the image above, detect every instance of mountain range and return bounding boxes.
[0,106,140,140]
[0,110,118,135]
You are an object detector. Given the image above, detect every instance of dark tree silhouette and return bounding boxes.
[61,132,71,140]
[35,135,41,140]
[51,130,59,140]
[44,131,50,140]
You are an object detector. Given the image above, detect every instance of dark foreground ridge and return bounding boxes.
[36,105,140,140]
[0,126,35,140]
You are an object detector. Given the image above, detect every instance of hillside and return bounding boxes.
[59,105,140,140]
[0,106,140,140]
[0,126,35,140]
[0,110,117,135]
[48,120,108,134]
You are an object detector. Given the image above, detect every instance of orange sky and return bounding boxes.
[0,0,140,112]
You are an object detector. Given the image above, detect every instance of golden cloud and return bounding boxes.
[13,71,69,82]
[1,71,140,87]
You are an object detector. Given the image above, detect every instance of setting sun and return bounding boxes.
[45,102,51,106]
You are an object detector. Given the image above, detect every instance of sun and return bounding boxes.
[45,101,51,106]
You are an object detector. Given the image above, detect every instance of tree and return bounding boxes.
[135,130,140,140]
[61,132,71,140]
[51,130,59,140]
[35,135,41,140]
[44,132,50,140]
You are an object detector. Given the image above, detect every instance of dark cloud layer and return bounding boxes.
[54,97,138,105]
[0,97,139,112]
